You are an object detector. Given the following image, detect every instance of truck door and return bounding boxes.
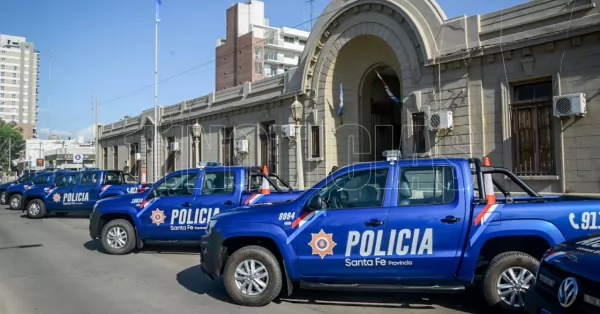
[137,171,201,241]
[292,166,393,281]
[46,172,83,211]
[70,172,100,211]
[385,164,467,280]
[188,169,242,237]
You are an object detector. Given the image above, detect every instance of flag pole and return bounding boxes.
[152,1,160,183]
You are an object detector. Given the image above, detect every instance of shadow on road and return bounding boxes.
[176,264,234,304]
[176,264,489,313]
[276,288,489,313]
[0,244,43,250]
[83,239,202,256]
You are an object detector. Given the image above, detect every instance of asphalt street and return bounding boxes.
[0,208,487,314]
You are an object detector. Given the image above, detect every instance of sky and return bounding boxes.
[0,0,529,140]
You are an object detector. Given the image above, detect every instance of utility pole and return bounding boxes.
[94,95,99,169]
[153,0,161,183]
[8,137,11,175]
[307,0,314,29]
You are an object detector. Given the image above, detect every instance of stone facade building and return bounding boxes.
[98,0,600,193]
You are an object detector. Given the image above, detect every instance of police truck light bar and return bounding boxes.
[197,161,221,168]
[382,150,401,162]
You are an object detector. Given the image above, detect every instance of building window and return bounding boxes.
[299,39,307,45]
[103,147,108,169]
[412,112,426,153]
[511,80,555,175]
[12,73,16,78]
[129,143,138,176]
[259,121,277,173]
[11,80,16,84]
[0,87,3,91]
[309,125,321,159]
[113,146,119,169]
[222,127,234,166]
[166,137,175,174]
[254,62,263,75]
[1,72,4,76]
[0,65,4,70]
[283,36,295,44]
[12,66,17,70]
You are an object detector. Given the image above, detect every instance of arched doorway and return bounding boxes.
[328,34,404,166]
[359,65,402,162]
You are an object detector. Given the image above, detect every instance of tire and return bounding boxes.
[9,194,21,210]
[99,219,137,255]
[223,245,283,307]
[0,191,6,205]
[26,199,47,219]
[482,251,539,313]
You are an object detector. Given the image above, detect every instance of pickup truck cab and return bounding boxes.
[0,173,36,205]
[24,170,150,219]
[200,151,600,312]
[89,165,302,255]
[525,233,600,314]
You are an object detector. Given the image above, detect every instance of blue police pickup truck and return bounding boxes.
[0,172,37,205]
[525,233,600,314]
[88,165,302,255]
[200,151,600,312]
[23,170,150,219]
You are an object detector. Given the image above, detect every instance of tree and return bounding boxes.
[0,120,25,173]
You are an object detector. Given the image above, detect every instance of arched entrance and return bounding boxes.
[328,34,404,165]
[297,0,446,170]
[360,65,402,161]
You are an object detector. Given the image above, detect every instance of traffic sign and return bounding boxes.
[73,153,83,164]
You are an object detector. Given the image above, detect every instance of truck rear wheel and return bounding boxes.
[100,219,137,255]
[9,194,21,210]
[223,245,283,307]
[26,199,47,219]
[482,251,538,313]
[0,191,7,205]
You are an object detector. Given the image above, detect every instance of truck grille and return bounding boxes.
[536,261,599,313]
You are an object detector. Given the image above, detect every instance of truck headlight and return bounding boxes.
[207,219,216,234]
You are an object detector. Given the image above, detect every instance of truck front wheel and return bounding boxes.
[482,251,539,313]
[26,199,47,219]
[9,194,21,210]
[223,245,283,307]
[100,219,137,255]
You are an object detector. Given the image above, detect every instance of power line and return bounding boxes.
[97,2,342,108]
[95,2,579,110]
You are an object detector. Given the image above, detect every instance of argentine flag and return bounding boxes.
[337,82,344,115]
[156,0,162,23]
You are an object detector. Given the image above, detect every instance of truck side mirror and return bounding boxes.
[306,195,323,211]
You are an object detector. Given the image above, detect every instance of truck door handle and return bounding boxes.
[181,202,192,207]
[365,219,384,227]
[441,216,461,224]
[224,200,235,205]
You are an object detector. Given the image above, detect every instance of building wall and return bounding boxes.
[101,0,600,193]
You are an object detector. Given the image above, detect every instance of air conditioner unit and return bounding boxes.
[170,142,180,152]
[281,124,296,138]
[553,93,586,117]
[235,139,249,153]
[428,110,453,131]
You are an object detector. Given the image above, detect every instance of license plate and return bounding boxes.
[541,310,551,314]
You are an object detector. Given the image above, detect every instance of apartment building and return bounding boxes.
[215,0,310,90]
[0,34,39,139]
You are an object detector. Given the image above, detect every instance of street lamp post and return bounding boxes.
[192,122,201,167]
[290,97,305,189]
